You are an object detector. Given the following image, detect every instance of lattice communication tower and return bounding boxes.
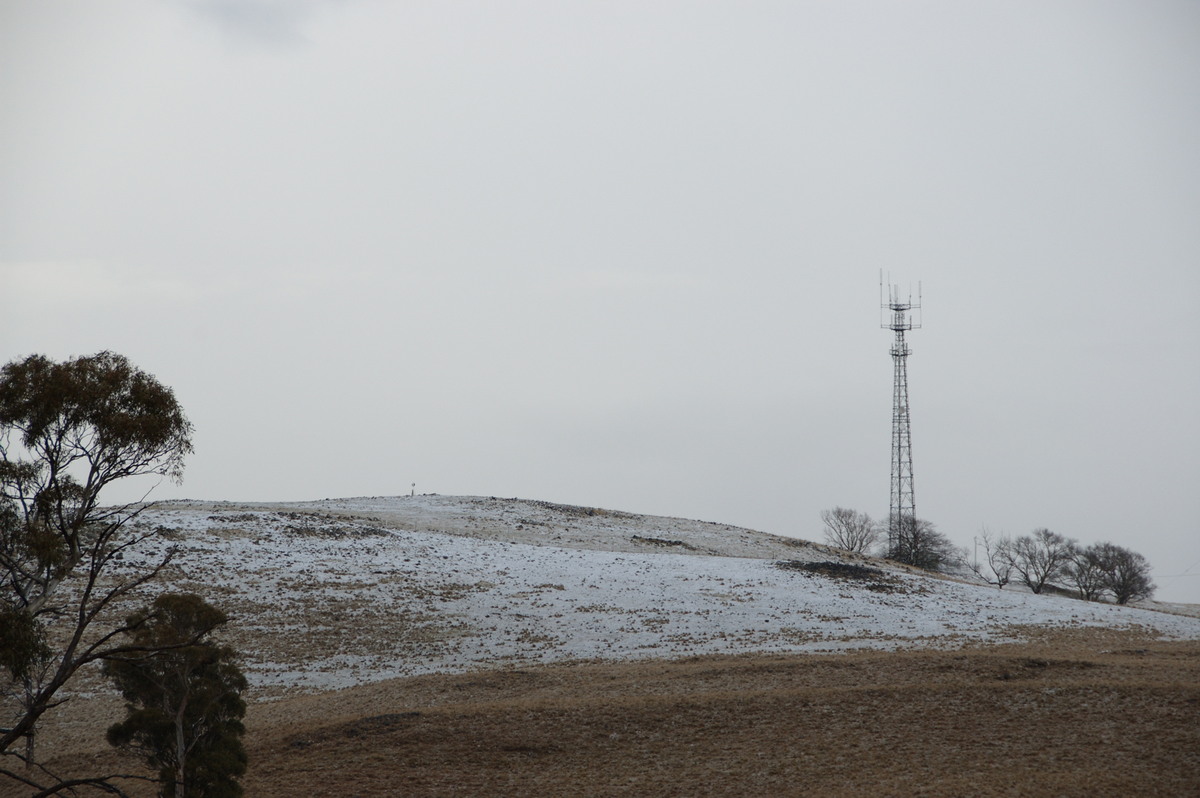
[881,276,921,558]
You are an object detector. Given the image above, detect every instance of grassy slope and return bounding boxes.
[16,498,1200,796]
[32,628,1200,798]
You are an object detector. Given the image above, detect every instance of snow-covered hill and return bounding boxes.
[114,495,1200,697]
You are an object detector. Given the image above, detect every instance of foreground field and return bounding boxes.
[34,627,1200,798]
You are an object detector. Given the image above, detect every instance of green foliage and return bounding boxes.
[0,604,48,684]
[0,351,193,487]
[0,498,48,684]
[104,593,248,798]
[0,351,194,613]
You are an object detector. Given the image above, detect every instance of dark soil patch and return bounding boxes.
[776,560,903,592]
[631,535,696,550]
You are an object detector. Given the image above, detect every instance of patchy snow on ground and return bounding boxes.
[109,495,1200,697]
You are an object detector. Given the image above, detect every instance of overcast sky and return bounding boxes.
[2,1,1198,602]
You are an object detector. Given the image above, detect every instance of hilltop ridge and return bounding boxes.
[33,495,1200,797]
[108,494,1200,697]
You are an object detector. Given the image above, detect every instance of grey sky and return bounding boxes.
[3,1,1198,602]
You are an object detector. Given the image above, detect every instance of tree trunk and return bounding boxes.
[174,696,188,798]
[22,681,35,769]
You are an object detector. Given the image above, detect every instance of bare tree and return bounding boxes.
[1094,542,1155,605]
[886,517,962,572]
[971,529,1015,589]
[820,507,879,554]
[1,352,194,793]
[1008,528,1076,594]
[1066,544,1108,601]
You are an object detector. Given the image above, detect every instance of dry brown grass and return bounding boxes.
[23,627,1200,798]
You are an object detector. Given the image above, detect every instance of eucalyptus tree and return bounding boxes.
[105,593,247,798]
[0,352,193,792]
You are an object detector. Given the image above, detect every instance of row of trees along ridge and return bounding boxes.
[973,528,1155,604]
[821,507,1156,604]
